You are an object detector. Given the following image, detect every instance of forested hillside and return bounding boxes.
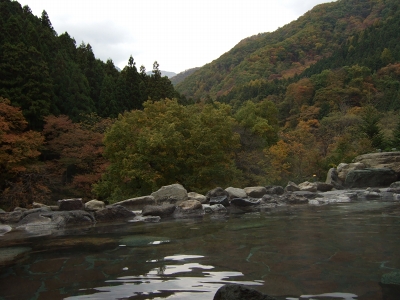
[1,0,400,210]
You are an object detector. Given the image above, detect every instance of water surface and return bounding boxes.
[1,200,400,299]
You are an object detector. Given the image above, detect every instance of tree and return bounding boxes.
[0,98,44,209]
[94,99,241,201]
[359,105,385,149]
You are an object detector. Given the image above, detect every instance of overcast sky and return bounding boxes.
[21,0,335,74]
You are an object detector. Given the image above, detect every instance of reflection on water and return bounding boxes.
[0,200,400,299]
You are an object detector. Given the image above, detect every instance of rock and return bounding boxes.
[58,198,83,211]
[173,200,204,218]
[225,187,247,199]
[280,194,308,205]
[128,216,161,223]
[261,194,278,204]
[206,187,229,200]
[85,200,105,212]
[0,208,5,213]
[244,186,267,198]
[113,196,156,210]
[325,168,344,189]
[285,181,300,192]
[213,284,276,300]
[298,181,317,192]
[203,204,227,214]
[315,182,333,192]
[151,184,188,205]
[0,211,24,223]
[0,224,12,236]
[230,198,261,207]
[393,194,400,201]
[337,162,367,182]
[390,181,400,189]
[94,205,135,222]
[141,204,176,217]
[345,168,398,188]
[32,202,48,208]
[265,186,284,195]
[209,195,230,207]
[178,200,202,210]
[353,151,400,173]
[308,199,320,205]
[388,181,400,193]
[293,191,318,199]
[187,192,208,204]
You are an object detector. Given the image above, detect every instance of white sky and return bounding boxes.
[21,0,335,74]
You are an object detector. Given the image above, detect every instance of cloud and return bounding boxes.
[21,0,336,73]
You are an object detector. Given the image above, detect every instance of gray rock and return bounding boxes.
[213,284,276,300]
[298,181,317,192]
[308,199,320,205]
[244,186,267,198]
[230,198,261,207]
[151,184,188,205]
[58,198,83,211]
[173,200,204,218]
[85,200,105,212]
[113,196,156,210]
[203,204,227,214]
[293,191,318,199]
[393,194,400,201]
[353,151,400,173]
[265,186,284,195]
[280,194,308,204]
[325,168,344,189]
[225,187,247,199]
[315,182,333,192]
[345,168,398,188]
[94,205,135,222]
[188,192,208,204]
[128,216,161,223]
[285,181,300,192]
[390,181,400,189]
[142,204,176,217]
[337,162,367,182]
[209,195,230,207]
[32,202,48,208]
[206,187,229,200]
[0,224,12,236]
[0,211,24,223]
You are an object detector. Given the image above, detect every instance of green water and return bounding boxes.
[1,201,400,300]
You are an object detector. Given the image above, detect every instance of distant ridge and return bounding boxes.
[170,67,200,85]
[146,70,177,78]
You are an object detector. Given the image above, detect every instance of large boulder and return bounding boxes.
[225,187,247,199]
[187,192,208,204]
[206,187,229,200]
[353,151,400,173]
[173,200,204,218]
[209,195,230,207]
[203,204,227,214]
[244,186,267,198]
[285,181,300,192]
[337,162,367,182]
[151,184,188,205]
[85,200,105,212]
[112,196,156,210]
[213,284,276,300]
[298,181,317,192]
[0,207,52,224]
[325,168,344,189]
[315,181,334,192]
[94,205,135,222]
[58,198,83,211]
[344,168,398,188]
[280,193,308,205]
[141,204,176,218]
[265,186,284,195]
[230,198,261,207]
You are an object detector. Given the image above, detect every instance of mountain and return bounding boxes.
[146,70,177,78]
[170,67,200,85]
[175,0,400,101]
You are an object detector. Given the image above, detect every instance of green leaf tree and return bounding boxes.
[94,99,241,201]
